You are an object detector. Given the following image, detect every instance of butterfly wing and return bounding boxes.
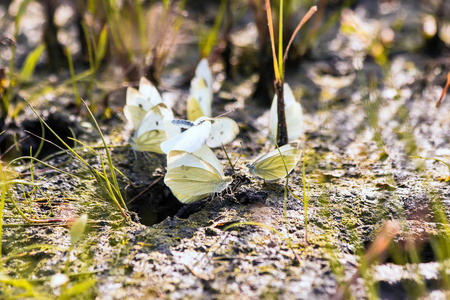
[130,130,168,153]
[195,58,213,92]
[165,149,230,203]
[284,84,303,141]
[206,117,239,148]
[138,77,162,107]
[190,75,208,92]
[171,191,209,204]
[130,104,180,153]
[269,91,279,142]
[160,120,212,154]
[156,104,182,138]
[268,83,303,142]
[124,87,152,129]
[134,105,166,137]
[192,145,224,177]
[188,77,211,119]
[250,144,301,181]
[187,95,205,121]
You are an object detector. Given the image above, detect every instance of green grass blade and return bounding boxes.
[0,161,8,263]
[18,44,46,82]
[66,48,82,108]
[201,0,227,58]
[7,156,78,178]
[79,98,128,211]
[278,0,283,79]
[60,278,96,300]
[94,26,108,69]
[265,0,280,81]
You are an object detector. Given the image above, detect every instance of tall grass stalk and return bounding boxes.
[274,142,291,241]
[287,149,312,244]
[265,0,316,145]
[102,0,131,63]
[18,44,46,83]
[66,48,82,109]
[436,71,450,107]
[0,160,8,263]
[199,0,227,58]
[84,25,108,105]
[301,150,311,243]
[2,3,45,121]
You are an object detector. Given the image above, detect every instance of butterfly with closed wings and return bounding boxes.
[187,58,213,121]
[269,83,303,142]
[124,77,163,130]
[249,143,302,181]
[164,145,232,203]
[129,103,181,154]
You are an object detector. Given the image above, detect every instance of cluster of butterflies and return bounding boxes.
[123,59,304,203]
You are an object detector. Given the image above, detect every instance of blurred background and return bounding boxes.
[0,0,449,159]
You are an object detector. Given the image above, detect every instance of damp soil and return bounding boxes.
[1,0,450,299]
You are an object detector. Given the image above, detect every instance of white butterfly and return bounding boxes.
[164,145,232,203]
[129,103,181,154]
[160,116,239,154]
[249,143,301,181]
[269,83,303,142]
[187,58,213,121]
[124,77,163,130]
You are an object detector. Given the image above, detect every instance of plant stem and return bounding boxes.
[275,81,288,145]
[282,6,318,65]
[0,161,7,263]
[265,0,280,81]
[278,0,284,78]
[302,153,308,244]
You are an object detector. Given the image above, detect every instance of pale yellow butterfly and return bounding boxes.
[164,145,232,203]
[187,58,213,121]
[124,77,162,130]
[129,103,181,154]
[249,143,301,181]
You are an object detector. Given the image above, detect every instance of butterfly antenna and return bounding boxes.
[233,153,242,170]
[221,143,234,172]
[215,109,235,118]
[143,151,153,162]
[232,141,244,168]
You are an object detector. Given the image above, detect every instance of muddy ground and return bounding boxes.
[1,0,450,299]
